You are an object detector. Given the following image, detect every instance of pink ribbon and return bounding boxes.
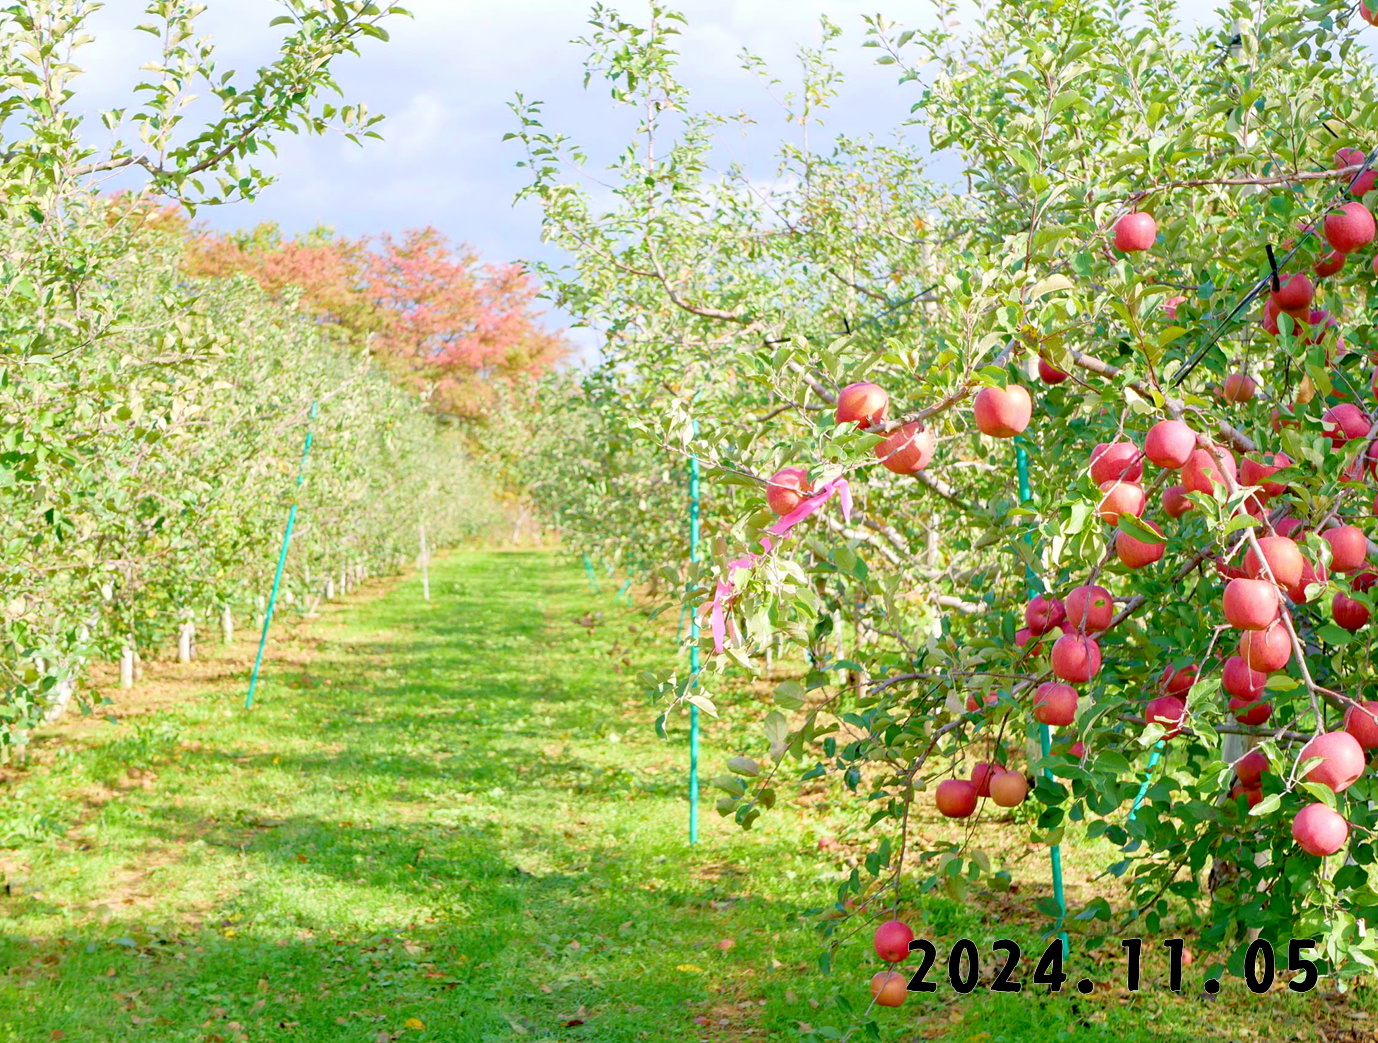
[703,478,851,653]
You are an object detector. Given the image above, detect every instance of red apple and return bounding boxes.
[875,422,935,474]
[1144,420,1196,469]
[1089,441,1144,484]
[973,384,1033,438]
[1097,480,1147,524]
[1322,403,1370,447]
[1269,273,1314,317]
[1315,249,1346,278]
[1144,695,1186,740]
[935,778,978,818]
[1163,485,1193,518]
[1223,578,1281,630]
[1222,373,1257,403]
[1240,452,1291,498]
[989,771,1028,808]
[1229,695,1272,726]
[766,467,813,516]
[1033,681,1079,725]
[971,762,1004,798]
[1064,584,1113,631]
[1160,663,1197,695]
[1323,525,1368,572]
[1236,748,1268,788]
[1038,357,1068,385]
[1333,592,1370,631]
[1182,447,1236,496]
[1024,595,1065,635]
[1222,655,1267,700]
[1114,211,1157,252]
[1293,804,1349,857]
[1345,700,1378,748]
[1050,634,1101,683]
[1243,535,1304,587]
[1336,146,1377,195]
[1300,730,1365,792]
[870,970,908,1007]
[1014,627,1044,655]
[1164,294,1186,320]
[965,691,999,712]
[873,920,915,963]
[1116,520,1164,568]
[1324,201,1376,255]
[836,382,888,428]
[1287,559,1329,604]
[1239,621,1291,672]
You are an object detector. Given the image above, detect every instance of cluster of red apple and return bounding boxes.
[867,919,917,1008]
[932,757,1029,820]
[764,372,1035,514]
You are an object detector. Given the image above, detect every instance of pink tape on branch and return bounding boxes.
[703,479,851,653]
[767,477,851,537]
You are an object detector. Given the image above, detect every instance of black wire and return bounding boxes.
[1169,143,1378,387]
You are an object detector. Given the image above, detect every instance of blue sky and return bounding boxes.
[74,1,1229,356]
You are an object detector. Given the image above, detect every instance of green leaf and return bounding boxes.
[1118,514,1164,544]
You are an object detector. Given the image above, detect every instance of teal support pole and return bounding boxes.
[246,402,318,710]
[688,449,702,845]
[1128,742,1164,821]
[1015,435,1068,953]
[616,575,633,605]
[582,553,600,593]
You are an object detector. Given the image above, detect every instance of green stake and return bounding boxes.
[1015,434,1068,953]
[246,402,318,710]
[583,553,600,593]
[1128,742,1165,820]
[688,448,702,844]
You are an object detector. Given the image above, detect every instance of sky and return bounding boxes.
[69,0,1230,356]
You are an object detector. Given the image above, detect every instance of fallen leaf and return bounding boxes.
[676,964,704,973]
[404,1018,425,1030]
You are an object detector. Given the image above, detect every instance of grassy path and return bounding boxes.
[0,550,1357,1041]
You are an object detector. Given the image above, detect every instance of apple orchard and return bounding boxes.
[507,0,1378,1003]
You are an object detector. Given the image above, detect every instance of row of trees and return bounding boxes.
[507,0,1378,1010]
[0,2,552,755]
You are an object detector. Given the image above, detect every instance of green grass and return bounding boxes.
[0,550,1365,1041]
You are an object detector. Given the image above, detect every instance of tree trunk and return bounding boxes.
[221,605,233,644]
[178,620,195,663]
[120,646,135,689]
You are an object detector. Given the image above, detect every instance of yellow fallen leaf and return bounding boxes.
[404,1018,425,1030]
[676,964,704,973]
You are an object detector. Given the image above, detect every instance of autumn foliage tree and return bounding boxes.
[187,223,570,418]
